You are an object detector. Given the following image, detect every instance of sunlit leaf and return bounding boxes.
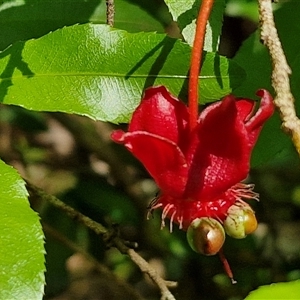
[0,160,45,299]
[164,0,225,51]
[244,280,300,300]
[0,0,100,50]
[0,24,245,123]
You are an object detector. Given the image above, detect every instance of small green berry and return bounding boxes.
[224,205,258,239]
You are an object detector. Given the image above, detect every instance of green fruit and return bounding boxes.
[224,205,258,239]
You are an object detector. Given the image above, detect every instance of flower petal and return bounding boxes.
[245,89,274,145]
[184,96,252,200]
[235,99,256,121]
[115,131,189,197]
[128,86,190,148]
[184,91,273,201]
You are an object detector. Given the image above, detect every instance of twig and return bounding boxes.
[27,181,108,235]
[128,249,177,300]
[258,0,300,155]
[26,181,177,299]
[106,0,115,26]
[42,222,145,300]
[26,181,128,252]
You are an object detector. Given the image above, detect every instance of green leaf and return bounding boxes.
[123,0,172,29]
[91,0,165,32]
[0,24,244,124]
[232,0,300,165]
[0,0,165,51]
[225,0,260,22]
[0,0,100,51]
[244,280,300,300]
[164,0,225,51]
[0,160,45,299]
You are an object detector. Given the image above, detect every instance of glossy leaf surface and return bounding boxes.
[0,0,165,51]
[0,160,45,299]
[244,280,300,300]
[0,24,245,123]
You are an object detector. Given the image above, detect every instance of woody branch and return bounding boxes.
[258,0,300,155]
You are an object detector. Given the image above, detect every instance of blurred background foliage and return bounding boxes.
[0,0,299,299]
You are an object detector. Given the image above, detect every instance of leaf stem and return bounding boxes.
[188,0,214,131]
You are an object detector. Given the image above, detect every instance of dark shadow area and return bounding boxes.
[0,0,100,102]
[0,0,101,51]
[125,36,176,91]
[176,0,224,51]
[124,0,172,27]
[176,0,200,32]
[213,53,223,90]
[177,70,190,103]
[219,16,257,58]
[0,43,34,102]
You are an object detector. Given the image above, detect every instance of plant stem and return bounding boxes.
[128,249,177,300]
[27,181,177,299]
[42,222,144,300]
[106,0,115,26]
[258,0,300,155]
[188,0,214,131]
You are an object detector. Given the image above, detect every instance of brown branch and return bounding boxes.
[42,222,144,300]
[258,0,300,155]
[106,0,115,26]
[27,181,108,235]
[128,249,177,300]
[26,181,127,252]
[27,181,177,299]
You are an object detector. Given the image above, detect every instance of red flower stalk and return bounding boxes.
[111,86,274,231]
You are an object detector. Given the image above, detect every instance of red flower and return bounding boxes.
[111,86,274,231]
